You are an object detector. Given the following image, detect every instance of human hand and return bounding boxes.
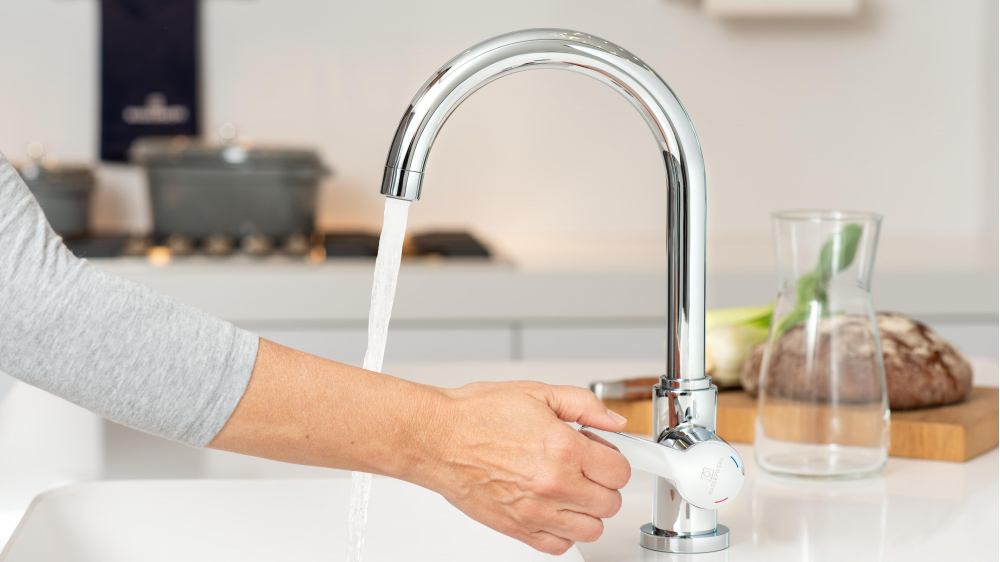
[405,381,631,555]
[208,342,629,554]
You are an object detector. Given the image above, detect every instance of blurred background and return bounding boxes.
[2,0,996,260]
[0,0,997,538]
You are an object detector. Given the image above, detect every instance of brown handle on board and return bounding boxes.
[590,377,661,401]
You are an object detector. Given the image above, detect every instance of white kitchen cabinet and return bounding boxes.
[253,323,670,363]
[520,323,666,362]
[252,328,367,364]
[94,260,997,363]
[250,317,996,365]
[255,325,513,365]
[0,372,14,405]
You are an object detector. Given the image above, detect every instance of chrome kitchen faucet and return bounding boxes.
[378,29,743,553]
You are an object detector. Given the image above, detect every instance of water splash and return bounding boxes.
[347,197,410,562]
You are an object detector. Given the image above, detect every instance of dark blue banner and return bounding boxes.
[100,0,199,161]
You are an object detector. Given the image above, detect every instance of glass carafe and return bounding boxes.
[754,210,888,478]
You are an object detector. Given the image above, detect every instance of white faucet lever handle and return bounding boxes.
[580,426,744,510]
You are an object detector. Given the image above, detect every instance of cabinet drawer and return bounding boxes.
[521,324,666,362]
[256,326,512,364]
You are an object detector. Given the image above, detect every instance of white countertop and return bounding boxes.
[580,442,999,561]
[1,360,997,560]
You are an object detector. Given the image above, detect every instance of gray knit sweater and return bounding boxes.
[0,152,258,447]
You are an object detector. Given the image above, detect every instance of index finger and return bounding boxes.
[579,431,631,489]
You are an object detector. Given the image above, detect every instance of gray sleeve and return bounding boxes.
[0,152,259,447]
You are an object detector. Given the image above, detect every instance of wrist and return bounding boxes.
[375,383,456,488]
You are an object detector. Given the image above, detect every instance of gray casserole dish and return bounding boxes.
[130,136,330,239]
[17,152,95,238]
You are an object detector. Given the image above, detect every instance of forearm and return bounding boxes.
[207,338,449,482]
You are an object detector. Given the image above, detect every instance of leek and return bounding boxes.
[776,224,863,333]
[704,304,772,386]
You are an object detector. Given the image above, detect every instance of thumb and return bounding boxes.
[544,385,628,432]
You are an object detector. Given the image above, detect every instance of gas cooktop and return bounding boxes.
[62,231,490,261]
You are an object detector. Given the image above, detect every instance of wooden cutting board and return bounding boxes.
[601,387,999,462]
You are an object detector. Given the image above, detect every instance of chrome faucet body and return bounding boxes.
[379,29,736,553]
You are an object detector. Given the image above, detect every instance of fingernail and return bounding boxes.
[607,409,627,426]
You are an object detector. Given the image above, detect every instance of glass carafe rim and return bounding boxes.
[772,209,883,223]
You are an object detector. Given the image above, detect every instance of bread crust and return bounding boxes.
[741,312,973,410]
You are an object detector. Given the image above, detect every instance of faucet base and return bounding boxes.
[639,523,730,554]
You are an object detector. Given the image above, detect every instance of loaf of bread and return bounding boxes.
[741,312,973,410]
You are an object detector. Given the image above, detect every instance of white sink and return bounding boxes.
[0,478,583,562]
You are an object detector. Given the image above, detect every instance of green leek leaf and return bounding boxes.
[777,224,863,333]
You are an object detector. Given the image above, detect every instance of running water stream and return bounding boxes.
[346,197,411,562]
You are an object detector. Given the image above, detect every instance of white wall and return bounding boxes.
[0,0,996,266]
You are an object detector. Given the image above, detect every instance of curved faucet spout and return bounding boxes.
[378,28,726,550]
[380,28,706,385]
